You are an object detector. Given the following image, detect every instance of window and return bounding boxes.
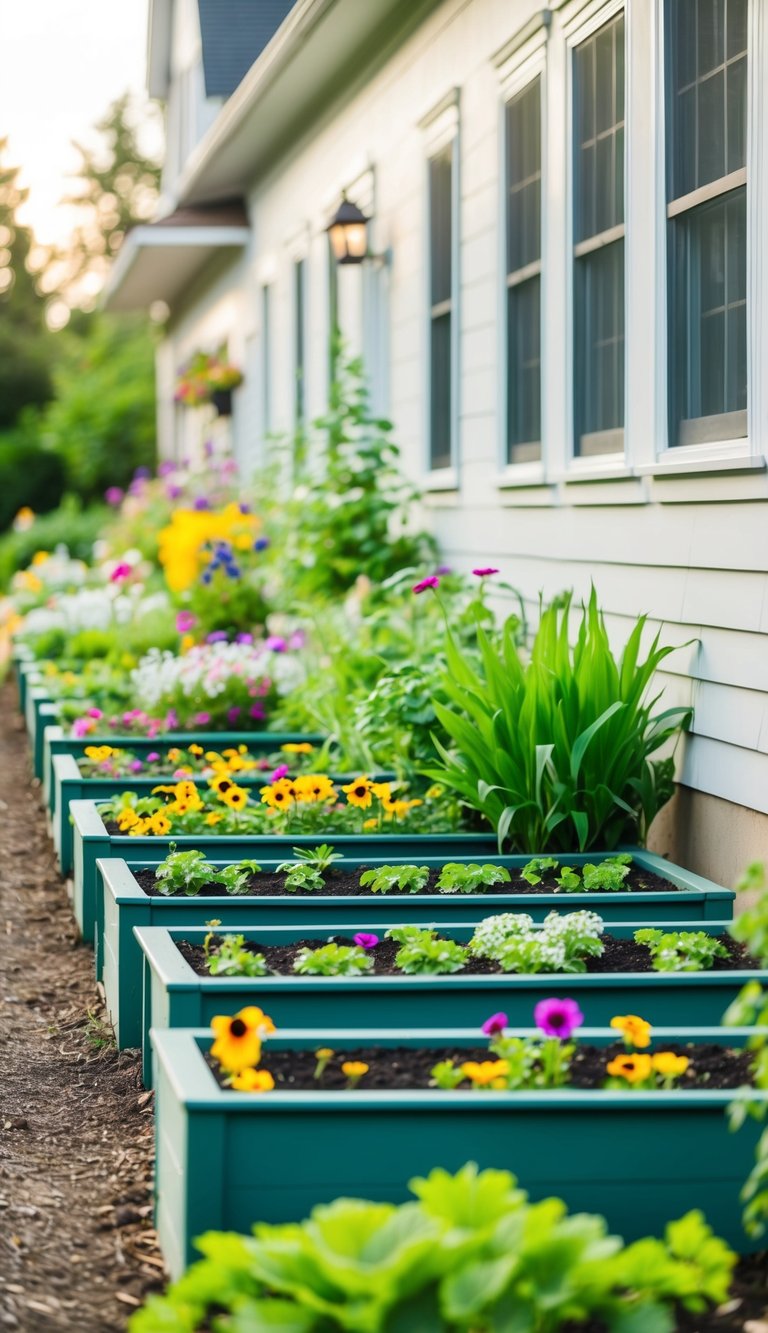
[428,143,455,471]
[294,258,306,426]
[572,11,625,456]
[505,77,542,463]
[327,236,339,390]
[666,0,747,445]
[261,284,272,436]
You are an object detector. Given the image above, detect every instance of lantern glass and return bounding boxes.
[344,223,368,260]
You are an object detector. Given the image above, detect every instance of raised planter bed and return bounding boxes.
[13,648,36,712]
[25,685,60,780]
[98,852,736,1049]
[71,799,498,946]
[151,1024,768,1277]
[136,919,748,1085]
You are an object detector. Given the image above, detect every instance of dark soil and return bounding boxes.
[205,1039,753,1093]
[179,931,752,977]
[0,685,164,1330]
[135,863,684,898]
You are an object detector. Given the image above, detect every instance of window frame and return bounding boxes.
[420,89,460,490]
[293,255,307,429]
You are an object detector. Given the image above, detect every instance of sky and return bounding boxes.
[0,0,156,245]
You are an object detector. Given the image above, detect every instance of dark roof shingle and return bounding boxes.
[197,0,297,97]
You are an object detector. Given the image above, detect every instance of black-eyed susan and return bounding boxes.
[188,744,204,756]
[219,784,249,811]
[148,811,173,836]
[460,1060,510,1089]
[117,807,140,831]
[209,774,235,797]
[342,776,374,809]
[205,811,223,826]
[371,782,392,804]
[230,1068,275,1092]
[210,1007,276,1073]
[261,780,295,811]
[281,742,314,755]
[605,1053,653,1084]
[293,774,336,804]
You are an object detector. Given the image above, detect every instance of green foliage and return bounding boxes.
[288,844,342,874]
[635,928,729,972]
[724,865,768,1237]
[129,1164,735,1333]
[582,856,632,892]
[277,862,325,893]
[385,926,469,975]
[0,436,68,532]
[436,862,511,894]
[205,934,268,978]
[520,857,559,886]
[0,496,109,588]
[293,943,373,977]
[557,866,583,891]
[470,909,604,975]
[427,589,691,852]
[730,861,768,965]
[217,861,262,896]
[154,847,219,896]
[0,140,53,429]
[358,864,430,894]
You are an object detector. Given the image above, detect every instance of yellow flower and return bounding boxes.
[363,818,378,831]
[341,1061,369,1085]
[610,1015,652,1049]
[605,1054,654,1084]
[342,776,374,809]
[371,782,392,804]
[210,1007,275,1073]
[180,634,195,653]
[460,1060,510,1089]
[84,745,113,762]
[173,780,201,804]
[128,818,150,836]
[188,744,204,756]
[31,550,49,565]
[652,1052,690,1079]
[293,774,337,804]
[234,533,254,551]
[167,748,182,763]
[426,784,444,799]
[219,784,249,811]
[149,811,173,835]
[117,807,140,831]
[260,781,295,810]
[205,751,223,762]
[205,812,223,826]
[281,743,314,755]
[230,1067,275,1092]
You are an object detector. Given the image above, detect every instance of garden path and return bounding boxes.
[0,684,162,1330]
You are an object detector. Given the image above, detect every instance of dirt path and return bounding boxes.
[0,684,162,1331]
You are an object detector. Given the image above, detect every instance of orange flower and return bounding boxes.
[606,1054,653,1084]
[461,1060,510,1089]
[610,1015,652,1049]
[230,1068,275,1093]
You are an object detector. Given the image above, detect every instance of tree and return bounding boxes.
[0,140,53,427]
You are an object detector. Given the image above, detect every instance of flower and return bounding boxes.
[534,998,584,1040]
[205,812,223,826]
[472,568,499,577]
[117,808,140,831]
[261,780,295,810]
[110,563,133,582]
[353,933,379,951]
[219,784,249,811]
[230,1068,275,1093]
[265,635,287,653]
[254,537,270,551]
[147,752,160,762]
[210,1007,275,1073]
[281,742,314,755]
[412,576,440,594]
[104,487,124,506]
[652,1052,690,1079]
[206,631,229,644]
[610,1014,652,1049]
[293,774,337,804]
[271,764,290,783]
[314,1047,334,1078]
[193,712,211,727]
[605,1054,654,1084]
[342,776,374,809]
[148,811,173,835]
[341,1061,369,1086]
[84,745,113,762]
[362,818,378,831]
[481,1012,508,1037]
[128,759,144,773]
[371,781,392,803]
[176,611,197,633]
[227,707,242,724]
[461,1060,510,1088]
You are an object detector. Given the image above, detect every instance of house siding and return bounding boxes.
[156,0,768,874]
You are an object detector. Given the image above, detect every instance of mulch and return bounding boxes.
[0,684,163,1331]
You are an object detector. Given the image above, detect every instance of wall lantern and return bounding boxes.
[326,195,372,264]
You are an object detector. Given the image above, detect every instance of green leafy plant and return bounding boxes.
[293,942,373,977]
[520,856,558,885]
[291,844,343,874]
[358,864,430,894]
[385,926,469,975]
[724,865,768,1237]
[635,927,729,972]
[730,860,768,965]
[276,861,325,893]
[154,846,220,896]
[469,909,604,975]
[203,933,268,978]
[582,854,633,892]
[217,860,262,896]
[129,1163,735,1333]
[557,865,582,891]
[427,589,692,852]
[436,862,512,894]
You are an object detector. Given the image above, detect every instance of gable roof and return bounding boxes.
[197,0,297,97]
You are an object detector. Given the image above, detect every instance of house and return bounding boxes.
[105,0,768,887]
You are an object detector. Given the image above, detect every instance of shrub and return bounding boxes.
[0,438,68,532]
[0,496,108,589]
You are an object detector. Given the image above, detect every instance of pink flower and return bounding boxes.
[250,703,266,721]
[534,998,584,1040]
[72,717,94,738]
[128,760,144,773]
[265,635,287,653]
[472,568,499,578]
[412,576,440,594]
[192,712,211,727]
[176,611,197,633]
[110,563,132,582]
[271,764,290,782]
[147,752,160,763]
[86,708,103,719]
[354,933,379,950]
[104,487,124,506]
[481,1012,508,1037]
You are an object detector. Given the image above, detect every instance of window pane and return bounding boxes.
[667,0,747,199]
[726,55,747,173]
[574,13,625,242]
[507,276,541,461]
[574,239,625,448]
[506,79,541,273]
[430,311,452,470]
[669,186,747,436]
[294,259,305,424]
[429,148,453,305]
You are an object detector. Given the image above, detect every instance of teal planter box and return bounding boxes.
[71,798,498,946]
[137,920,746,1086]
[25,685,60,780]
[98,852,735,1050]
[12,646,35,710]
[42,726,327,815]
[151,1025,768,1277]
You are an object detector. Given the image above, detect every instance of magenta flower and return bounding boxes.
[227,707,242,725]
[166,484,183,501]
[534,998,584,1040]
[193,496,210,511]
[110,563,132,582]
[236,632,253,645]
[192,712,211,727]
[265,635,287,653]
[271,763,290,782]
[87,708,103,720]
[354,933,379,950]
[128,759,144,773]
[72,718,93,738]
[176,611,197,633]
[436,564,453,575]
[250,703,266,721]
[481,1012,508,1037]
[104,486,124,506]
[147,752,160,763]
[206,631,229,644]
[158,461,175,477]
[472,568,499,578]
[412,576,440,594]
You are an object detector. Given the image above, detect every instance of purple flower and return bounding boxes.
[204,441,214,458]
[288,630,306,650]
[354,933,379,951]
[128,759,144,773]
[226,707,242,725]
[472,567,499,578]
[271,764,290,782]
[193,497,210,511]
[158,461,176,477]
[265,635,287,653]
[110,563,132,582]
[176,611,197,633]
[534,998,584,1040]
[436,564,453,576]
[147,752,160,763]
[236,632,253,645]
[239,502,251,514]
[412,576,440,594]
[249,703,266,721]
[166,484,183,501]
[104,486,124,506]
[254,537,270,552]
[481,1012,508,1037]
[134,466,151,480]
[200,570,213,585]
[206,631,229,644]
[192,712,211,727]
